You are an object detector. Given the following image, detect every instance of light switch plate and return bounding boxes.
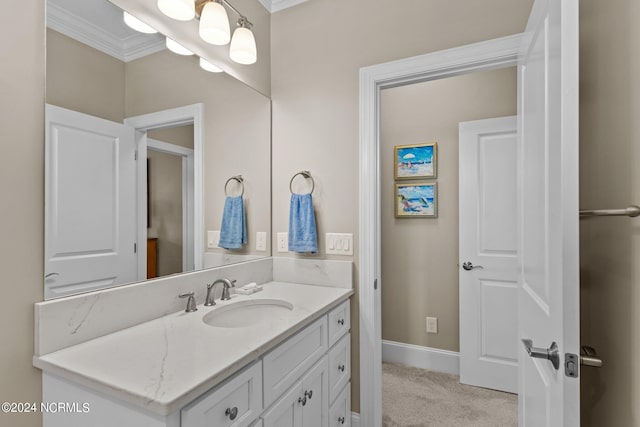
[325,233,354,255]
[256,232,267,251]
[277,232,288,252]
[207,230,220,248]
[426,317,438,334]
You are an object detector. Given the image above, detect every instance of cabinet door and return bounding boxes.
[262,382,303,427]
[328,333,350,404]
[328,383,350,427]
[327,301,350,347]
[301,357,329,427]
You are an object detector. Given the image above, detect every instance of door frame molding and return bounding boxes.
[358,34,522,426]
[125,103,204,278]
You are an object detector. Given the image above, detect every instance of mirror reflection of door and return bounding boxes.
[146,125,194,278]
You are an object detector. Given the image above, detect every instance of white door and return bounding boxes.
[459,116,518,394]
[518,0,580,425]
[45,105,138,299]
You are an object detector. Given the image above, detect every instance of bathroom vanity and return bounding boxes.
[34,267,353,427]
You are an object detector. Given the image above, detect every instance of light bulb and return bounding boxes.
[157,0,195,21]
[166,37,193,55]
[199,57,223,73]
[229,26,257,65]
[199,1,230,45]
[123,11,158,34]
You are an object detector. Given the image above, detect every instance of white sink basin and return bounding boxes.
[202,299,294,328]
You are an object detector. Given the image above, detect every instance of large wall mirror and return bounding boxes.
[44,0,271,299]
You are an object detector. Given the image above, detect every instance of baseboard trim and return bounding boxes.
[351,412,360,427]
[382,340,460,375]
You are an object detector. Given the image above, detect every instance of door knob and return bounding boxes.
[521,339,560,370]
[580,345,602,368]
[462,262,483,271]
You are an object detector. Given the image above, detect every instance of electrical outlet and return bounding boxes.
[426,317,438,334]
[207,230,220,248]
[256,232,267,251]
[277,232,289,252]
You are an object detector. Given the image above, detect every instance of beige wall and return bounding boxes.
[46,29,125,122]
[126,50,271,258]
[0,0,44,426]
[579,0,640,425]
[380,68,517,352]
[271,0,532,411]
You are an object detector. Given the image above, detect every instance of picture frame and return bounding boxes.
[395,182,438,218]
[394,142,437,180]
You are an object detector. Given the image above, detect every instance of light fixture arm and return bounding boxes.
[198,0,252,27]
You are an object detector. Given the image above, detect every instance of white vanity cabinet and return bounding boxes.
[41,298,351,427]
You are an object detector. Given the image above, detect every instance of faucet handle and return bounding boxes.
[179,292,198,312]
[230,279,237,287]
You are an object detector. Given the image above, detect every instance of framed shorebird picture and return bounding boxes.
[394,142,437,180]
[395,182,437,218]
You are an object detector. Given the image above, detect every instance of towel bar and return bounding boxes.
[224,175,244,197]
[290,170,315,195]
[579,205,640,218]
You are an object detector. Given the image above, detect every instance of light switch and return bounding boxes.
[207,230,220,248]
[325,233,354,255]
[256,232,267,251]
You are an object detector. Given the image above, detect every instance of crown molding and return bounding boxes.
[47,2,164,62]
[259,0,310,13]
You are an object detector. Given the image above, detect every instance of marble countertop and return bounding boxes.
[33,282,352,416]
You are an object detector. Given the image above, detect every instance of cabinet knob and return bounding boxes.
[338,318,345,325]
[225,406,238,420]
[338,416,345,424]
[298,396,307,406]
[304,389,313,400]
[338,364,345,372]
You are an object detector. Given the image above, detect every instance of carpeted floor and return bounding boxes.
[382,362,517,427]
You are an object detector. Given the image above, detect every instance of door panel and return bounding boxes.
[518,0,580,425]
[45,105,138,299]
[459,116,518,393]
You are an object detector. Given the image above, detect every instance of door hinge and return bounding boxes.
[374,278,378,290]
[134,243,137,253]
[134,151,138,161]
[565,353,579,378]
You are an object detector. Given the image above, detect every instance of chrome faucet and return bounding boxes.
[205,278,237,306]
[178,292,197,312]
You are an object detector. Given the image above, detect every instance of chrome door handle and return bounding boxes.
[225,406,238,420]
[522,339,560,370]
[462,262,483,271]
[581,346,603,368]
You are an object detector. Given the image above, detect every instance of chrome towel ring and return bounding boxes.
[290,170,315,195]
[224,175,244,197]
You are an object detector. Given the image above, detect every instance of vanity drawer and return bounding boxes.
[328,333,350,404]
[263,316,328,408]
[181,361,263,427]
[329,382,350,427]
[328,300,350,347]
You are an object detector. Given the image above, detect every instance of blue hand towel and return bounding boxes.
[288,193,318,254]
[219,196,247,250]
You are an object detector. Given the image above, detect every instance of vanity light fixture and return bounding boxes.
[166,37,194,55]
[123,11,158,34]
[199,57,223,73]
[199,0,230,45]
[157,0,195,21]
[229,17,257,65]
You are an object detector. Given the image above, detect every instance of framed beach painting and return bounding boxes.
[395,182,437,218]
[394,142,437,180]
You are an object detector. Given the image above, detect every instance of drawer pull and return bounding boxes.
[225,407,238,420]
[298,396,307,406]
[338,318,345,326]
[338,416,345,424]
[338,364,345,372]
[304,389,313,400]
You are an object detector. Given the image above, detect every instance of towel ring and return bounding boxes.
[224,175,244,197]
[289,171,315,195]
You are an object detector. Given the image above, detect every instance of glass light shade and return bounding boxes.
[229,27,257,65]
[166,37,193,55]
[157,0,195,21]
[123,12,158,34]
[199,57,223,73]
[199,2,230,45]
